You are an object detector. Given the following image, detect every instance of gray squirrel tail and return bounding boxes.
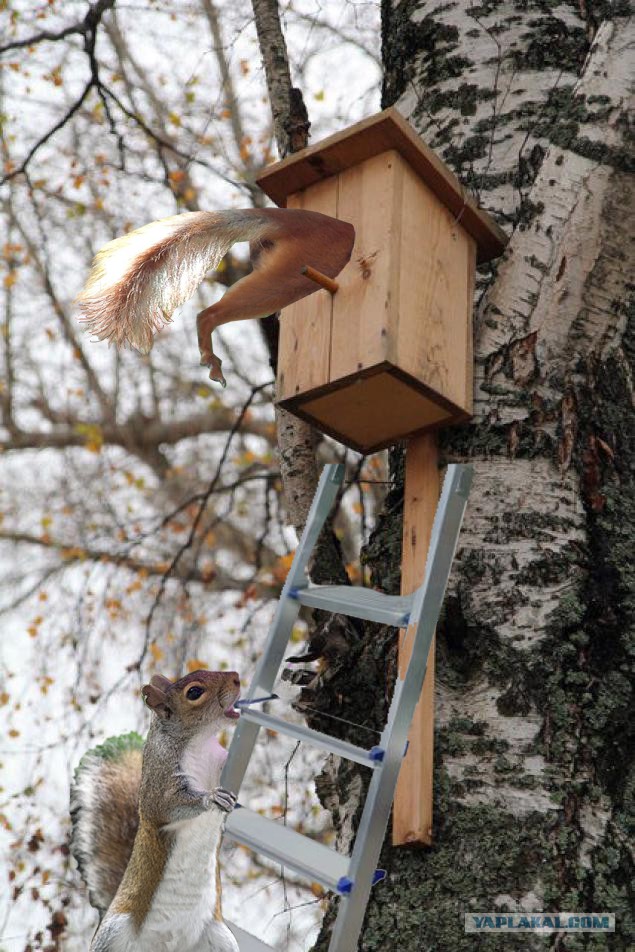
[70,733,144,917]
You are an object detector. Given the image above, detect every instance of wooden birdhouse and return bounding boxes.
[256,108,507,454]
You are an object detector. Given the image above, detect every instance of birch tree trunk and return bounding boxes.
[311,3,633,949]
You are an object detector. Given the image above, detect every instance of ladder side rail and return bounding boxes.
[284,463,345,590]
[221,717,266,799]
[221,596,302,794]
[221,464,344,796]
[327,465,473,952]
[327,711,410,952]
[249,462,345,694]
[407,464,472,626]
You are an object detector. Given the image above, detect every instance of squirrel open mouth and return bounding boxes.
[224,704,240,720]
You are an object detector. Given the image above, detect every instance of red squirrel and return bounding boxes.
[70,669,241,951]
[76,208,355,386]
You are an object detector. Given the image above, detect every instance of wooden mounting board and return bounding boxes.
[393,433,440,847]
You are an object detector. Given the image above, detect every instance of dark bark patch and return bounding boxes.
[381,0,469,107]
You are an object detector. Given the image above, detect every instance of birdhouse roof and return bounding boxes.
[256,107,507,264]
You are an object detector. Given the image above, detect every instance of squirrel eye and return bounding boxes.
[186,685,204,701]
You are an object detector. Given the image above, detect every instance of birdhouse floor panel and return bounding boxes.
[278,363,469,454]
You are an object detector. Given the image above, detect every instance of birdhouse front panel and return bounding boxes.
[261,109,506,453]
[276,178,337,399]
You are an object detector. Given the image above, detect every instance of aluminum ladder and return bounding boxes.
[222,462,473,952]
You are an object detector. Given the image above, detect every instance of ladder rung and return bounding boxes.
[225,806,349,892]
[291,585,413,627]
[240,708,383,769]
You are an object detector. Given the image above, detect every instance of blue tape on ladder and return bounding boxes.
[403,740,409,756]
[369,746,385,763]
[288,588,300,600]
[401,613,411,626]
[337,877,354,895]
[372,869,386,885]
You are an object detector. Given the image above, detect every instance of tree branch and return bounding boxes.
[0,406,274,453]
[201,0,263,199]
[251,0,310,158]
[251,0,347,587]
[9,210,114,416]
[0,0,115,55]
[0,529,237,588]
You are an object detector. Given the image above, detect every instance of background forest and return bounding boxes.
[1,1,633,951]
[0,1,380,949]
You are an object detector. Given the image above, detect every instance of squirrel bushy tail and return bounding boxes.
[75,208,355,365]
[70,732,144,917]
[75,210,271,355]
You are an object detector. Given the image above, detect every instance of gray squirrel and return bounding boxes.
[70,669,241,951]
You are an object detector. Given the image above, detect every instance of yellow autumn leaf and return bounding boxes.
[272,551,295,583]
[290,622,306,643]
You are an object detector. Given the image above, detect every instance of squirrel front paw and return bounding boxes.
[210,787,237,813]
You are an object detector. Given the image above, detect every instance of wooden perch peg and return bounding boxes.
[301,265,340,294]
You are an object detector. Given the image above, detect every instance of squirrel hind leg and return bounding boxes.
[196,306,226,386]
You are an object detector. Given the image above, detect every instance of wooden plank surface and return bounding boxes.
[330,151,400,382]
[393,432,440,846]
[298,367,451,453]
[395,162,475,413]
[276,179,337,402]
[255,107,507,263]
[464,236,477,415]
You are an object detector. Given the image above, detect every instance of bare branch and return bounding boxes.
[251,0,310,157]
[0,0,116,184]
[0,0,115,55]
[8,209,113,415]
[138,381,271,667]
[250,0,347,587]
[0,529,236,588]
[1,80,93,186]
[0,406,274,454]
[201,0,263,199]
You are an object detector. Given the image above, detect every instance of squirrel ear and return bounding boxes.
[150,674,173,691]
[142,682,171,719]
